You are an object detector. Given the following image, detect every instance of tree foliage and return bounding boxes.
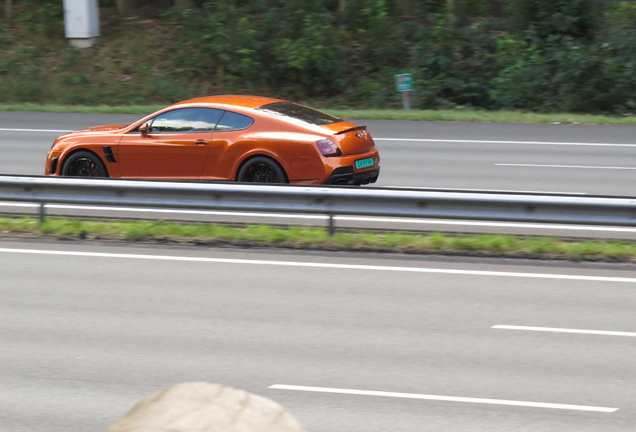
[509,0,602,40]
[6,0,636,114]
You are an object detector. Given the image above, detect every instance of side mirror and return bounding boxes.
[139,122,150,138]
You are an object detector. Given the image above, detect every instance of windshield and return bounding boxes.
[255,102,342,126]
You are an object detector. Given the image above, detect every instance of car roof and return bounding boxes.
[170,95,284,109]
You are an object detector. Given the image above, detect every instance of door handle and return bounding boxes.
[195,140,209,146]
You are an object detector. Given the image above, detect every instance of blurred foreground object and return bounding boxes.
[103,382,306,432]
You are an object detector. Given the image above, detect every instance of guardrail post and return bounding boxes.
[328,214,335,236]
[39,203,46,227]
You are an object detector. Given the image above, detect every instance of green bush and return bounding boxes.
[491,28,636,113]
[5,0,636,114]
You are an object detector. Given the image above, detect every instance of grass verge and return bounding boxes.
[3,104,636,125]
[0,103,165,115]
[327,109,636,125]
[2,216,635,263]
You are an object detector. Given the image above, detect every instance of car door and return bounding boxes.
[118,107,223,179]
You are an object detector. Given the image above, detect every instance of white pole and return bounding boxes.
[63,0,100,48]
[401,91,411,110]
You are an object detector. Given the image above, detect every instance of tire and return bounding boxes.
[237,156,287,183]
[61,151,108,178]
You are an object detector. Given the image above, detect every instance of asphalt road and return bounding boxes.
[1,238,636,431]
[1,111,636,195]
[1,111,636,239]
[2,114,635,431]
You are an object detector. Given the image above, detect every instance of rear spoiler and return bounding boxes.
[334,125,367,135]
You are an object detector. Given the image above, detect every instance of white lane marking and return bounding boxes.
[384,186,587,195]
[0,128,71,133]
[492,325,636,337]
[375,138,636,147]
[336,217,636,233]
[495,164,636,170]
[0,202,325,219]
[0,203,39,208]
[1,247,636,283]
[268,385,617,413]
[2,130,635,148]
[4,202,636,233]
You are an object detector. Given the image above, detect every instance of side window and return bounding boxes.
[215,111,254,132]
[148,108,223,133]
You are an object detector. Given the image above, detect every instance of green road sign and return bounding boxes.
[394,73,413,92]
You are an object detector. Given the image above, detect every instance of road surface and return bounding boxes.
[1,112,636,238]
[1,238,635,431]
[1,111,635,195]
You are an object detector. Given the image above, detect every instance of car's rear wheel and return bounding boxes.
[61,151,108,177]
[237,157,287,183]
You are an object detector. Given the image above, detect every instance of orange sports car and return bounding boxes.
[45,95,380,185]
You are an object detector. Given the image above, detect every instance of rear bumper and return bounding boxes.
[327,166,380,185]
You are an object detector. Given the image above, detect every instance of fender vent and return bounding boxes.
[50,157,59,174]
[102,146,117,163]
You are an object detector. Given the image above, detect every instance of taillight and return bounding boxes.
[316,139,341,157]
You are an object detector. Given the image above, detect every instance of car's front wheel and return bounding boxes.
[61,151,108,177]
[237,157,287,183]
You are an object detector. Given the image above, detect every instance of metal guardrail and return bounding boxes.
[0,175,635,234]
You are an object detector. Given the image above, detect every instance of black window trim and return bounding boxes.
[128,107,254,134]
[128,107,221,134]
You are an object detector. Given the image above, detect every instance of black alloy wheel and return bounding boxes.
[61,151,108,177]
[237,157,287,183]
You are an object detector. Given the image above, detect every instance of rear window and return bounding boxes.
[255,102,341,126]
